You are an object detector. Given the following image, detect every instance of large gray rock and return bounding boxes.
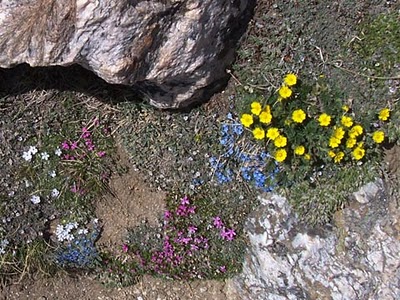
[234,181,400,300]
[0,0,254,108]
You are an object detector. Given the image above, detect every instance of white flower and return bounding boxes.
[48,170,56,178]
[40,152,49,160]
[22,145,39,162]
[78,228,88,235]
[28,146,38,155]
[55,224,74,242]
[55,148,62,156]
[30,195,41,204]
[22,151,33,161]
[51,188,60,198]
[0,239,9,255]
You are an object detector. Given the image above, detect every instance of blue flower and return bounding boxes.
[221,124,230,134]
[232,124,244,136]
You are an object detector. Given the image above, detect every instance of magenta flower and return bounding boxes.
[61,141,70,150]
[219,265,227,273]
[213,216,224,229]
[164,210,172,220]
[97,151,106,157]
[188,225,197,234]
[85,140,95,151]
[221,227,236,241]
[181,196,190,205]
[187,206,196,215]
[82,127,91,139]
[70,141,78,150]
[122,244,129,253]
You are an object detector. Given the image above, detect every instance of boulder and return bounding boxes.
[234,180,400,299]
[0,0,254,108]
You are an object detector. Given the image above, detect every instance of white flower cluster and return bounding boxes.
[0,239,9,255]
[55,222,91,242]
[22,145,38,162]
[55,222,79,242]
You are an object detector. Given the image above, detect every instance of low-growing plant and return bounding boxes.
[100,194,245,286]
[237,73,397,223]
[240,74,395,183]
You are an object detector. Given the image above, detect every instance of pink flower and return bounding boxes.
[70,141,78,150]
[213,216,224,229]
[122,244,129,253]
[61,141,70,150]
[219,265,227,273]
[81,127,91,139]
[188,225,197,234]
[164,210,172,220]
[181,196,190,205]
[221,227,236,241]
[97,151,106,157]
[187,206,196,215]
[85,140,95,151]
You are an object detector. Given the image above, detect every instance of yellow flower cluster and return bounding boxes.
[239,73,392,167]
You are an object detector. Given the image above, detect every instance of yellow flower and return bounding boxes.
[304,153,311,160]
[352,147,365,160]
[378,108,390,121]
[342,105,350,112]
[372,131,385,144]
[274,135,287,148]
[333,127,345,140]
[318,113,331,126]
[334,151,345,163]
[284,73,297,86]
[252,127,265,140]
[329,136,341,148]
[341,116,353,128]
[251,101,262,116]
[328,150,336,158]
[240,114,253,128]
[259,111,272,124]
[348,125,363,138]
[278,85,292,99]
[294,145,305,155]
[274,149,287,163]
[346,138,357,149]
[266,127,280,140]
[292,109,306,123]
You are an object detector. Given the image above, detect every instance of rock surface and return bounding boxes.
[0,0,254,108]
[234,180,400,300]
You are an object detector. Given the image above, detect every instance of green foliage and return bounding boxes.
[238,74,396,224]
[353,11,400,77]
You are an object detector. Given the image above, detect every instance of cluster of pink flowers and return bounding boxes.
[116,195,237,279]
[57,118,111,194]
[61,124,107,161]
[213,216,236,241]
[149,196,210,276]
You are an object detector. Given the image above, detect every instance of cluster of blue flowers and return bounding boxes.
[55,229,100,269]
[209,113,278,192]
